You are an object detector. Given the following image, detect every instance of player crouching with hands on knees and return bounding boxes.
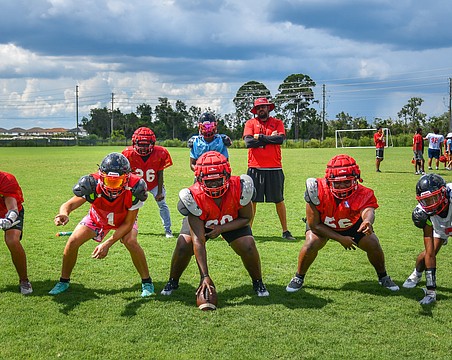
[403,173,451,304]
[49,152,155,298]
[160,151,269,300]
[0,171,32,295]
[286,154,399,293]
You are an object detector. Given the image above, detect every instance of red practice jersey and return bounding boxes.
[413,133,423,151]
[189,176,243,228]
[0,171,24,217]
[88,173,143,231]
[122,145,172,190]
[243,117,286,168]
[315,177,378,231]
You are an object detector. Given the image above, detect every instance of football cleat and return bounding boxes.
[378,275,399,291]
[419,288,436,305]
[286,275,304,292]
[403,272,422,288]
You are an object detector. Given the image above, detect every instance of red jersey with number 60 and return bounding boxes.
[189,176,243,228]
[88,173,143,230]
[315,177,378,231]
[0,172,24,217]
[122,145,172,190]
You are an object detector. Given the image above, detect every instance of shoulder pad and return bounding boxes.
[221,134,232,147]
[240,174,255,206]
[73,175,98,203]
[131,179,148,203]
[304,178,320,205]
[179,188,202,216]
[412,205,430,229]
[187,136,196,149]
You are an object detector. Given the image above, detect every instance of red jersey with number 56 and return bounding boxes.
[88,173,143,231]
[315,177,378,231]
[0,172,24,217]
[122,145,172,190]
[189,176,243,228]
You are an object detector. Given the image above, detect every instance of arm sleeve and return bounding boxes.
[244,135,264,148]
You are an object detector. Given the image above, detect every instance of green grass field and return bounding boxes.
[1,146,451,359]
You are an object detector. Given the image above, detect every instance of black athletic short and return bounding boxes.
[247,168,284,203]
[179,216,253,244]
[376,148,384,159]
[306,217,366,244]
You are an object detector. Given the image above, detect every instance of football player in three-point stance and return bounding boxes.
[188,112,231,172]
[49,152,156,298]
[122,127,174,238]
[286,154,399,293]
[161,151,269,299]
[0,171,32,294]
[403,173,451,304]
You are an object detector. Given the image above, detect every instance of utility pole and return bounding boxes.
[321,84,326,141]
[75,85,79,145]
[111,92,114,138]
[449,78,452,132]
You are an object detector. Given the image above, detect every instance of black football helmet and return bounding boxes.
[416,173,448,215]
[98,152,131,198]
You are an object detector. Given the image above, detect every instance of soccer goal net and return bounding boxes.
[335,128,393,148]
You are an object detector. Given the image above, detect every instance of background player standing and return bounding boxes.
[374,126,385,172]
[188,112,231,171]
[122,127,174,238]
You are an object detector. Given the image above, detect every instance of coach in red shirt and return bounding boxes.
[243,98,295,240]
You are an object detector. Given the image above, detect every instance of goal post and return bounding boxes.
[335,128,393,148]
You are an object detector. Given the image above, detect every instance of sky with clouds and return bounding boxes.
[1,0,452,130]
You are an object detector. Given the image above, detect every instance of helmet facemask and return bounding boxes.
[132,127,156,156]
[328,176,358,199]
[195,151,231,198]
[416,187,448,215]
[133,138,154,156]
[325,154,362,200]
[199,121,217,140]
[99,171,129,199]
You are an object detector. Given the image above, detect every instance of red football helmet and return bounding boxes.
[195,151,231,198]
[98,152,131,199]
[132,127,156,156]
[198,113,217,140]
[325,154,362,199]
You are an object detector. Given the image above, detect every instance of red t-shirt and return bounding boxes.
[88,173,142,230]
[413,133,423,151]
[122,145,172,190]
[243,117,286,168]
[315,178,378,231]
[189,176,243,228]
[0,172,24,216]
[374,131,385,149]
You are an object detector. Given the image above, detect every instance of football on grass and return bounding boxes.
[196,286,218,311]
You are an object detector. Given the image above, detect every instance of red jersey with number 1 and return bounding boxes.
[122,145,172,190]
[88,173,143,230]
[315,177,378,231]
[0,172,24,217]
[189,176,243,228]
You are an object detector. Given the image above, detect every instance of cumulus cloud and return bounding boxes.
[0,0,451,128]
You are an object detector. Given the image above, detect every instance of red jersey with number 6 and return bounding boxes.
[189,176,243,228]
[122,145,172,190]
[315,177,378,231]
